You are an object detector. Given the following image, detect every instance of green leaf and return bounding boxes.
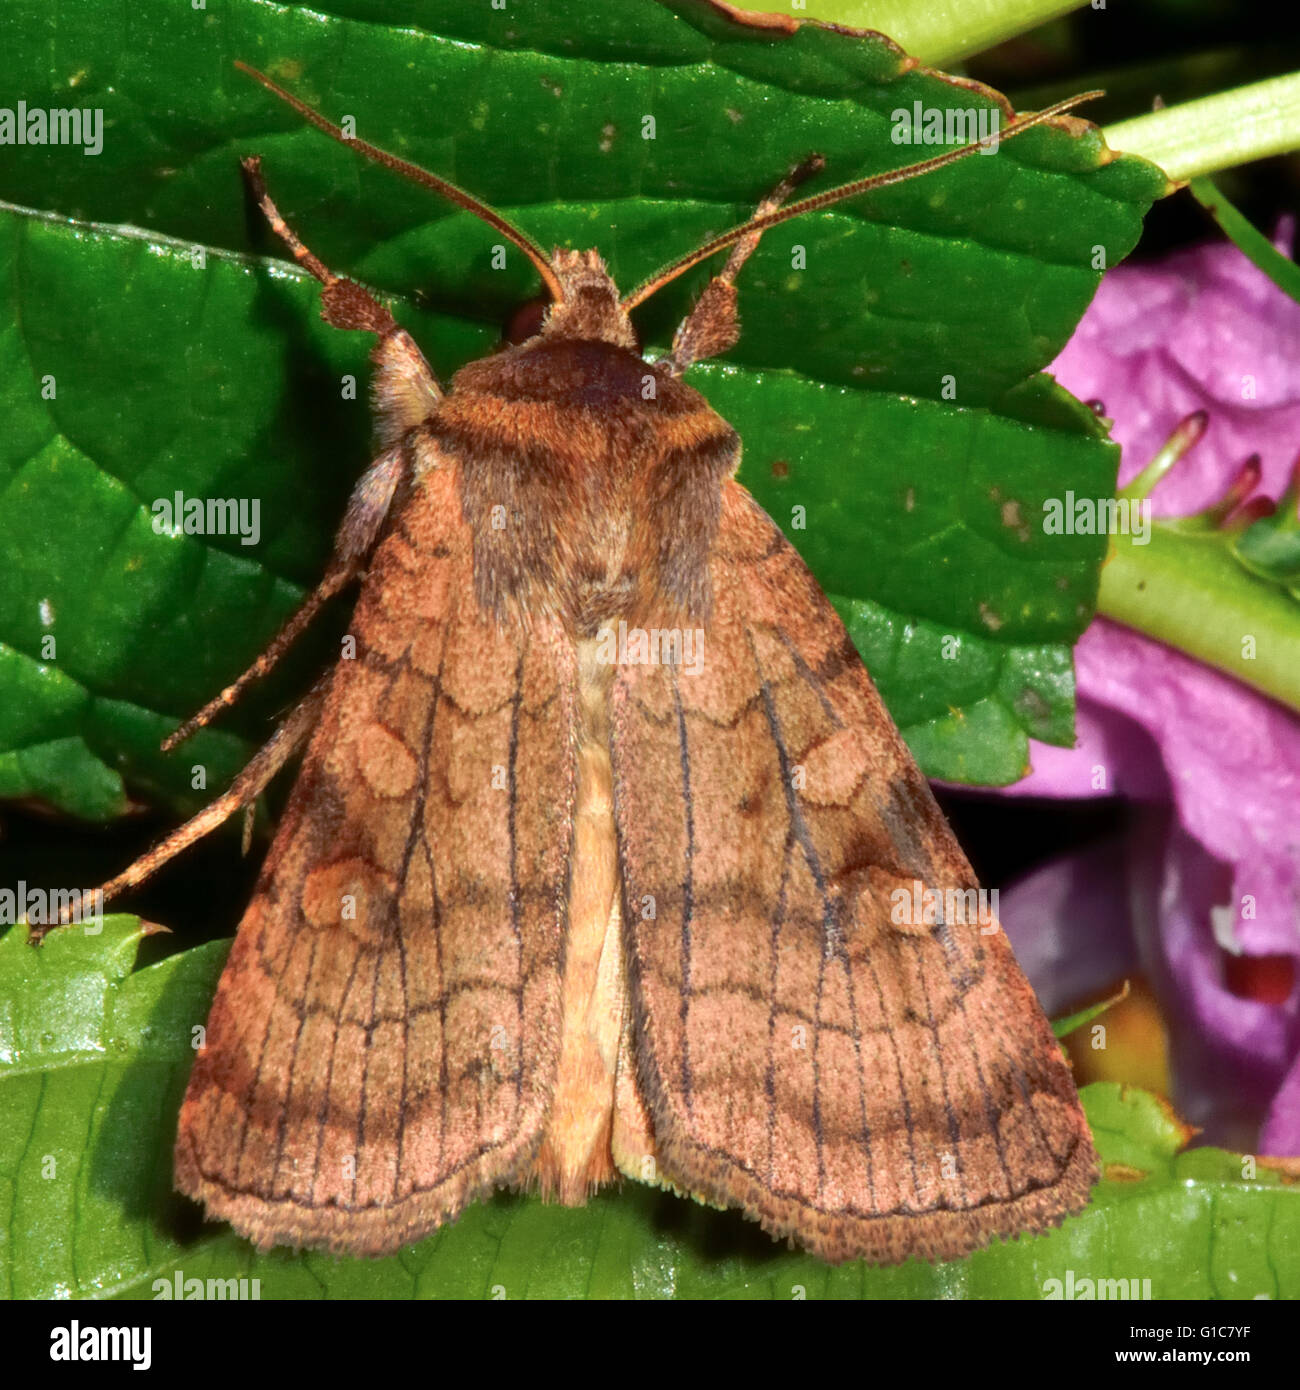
[0,0,1163,814]
[3,919,1297,1300]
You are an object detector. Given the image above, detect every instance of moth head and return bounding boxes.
[537,249,637,350]
[234,62,1101,357]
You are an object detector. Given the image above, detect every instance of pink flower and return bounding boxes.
[995,223,1300,1153]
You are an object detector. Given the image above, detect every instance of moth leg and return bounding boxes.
[162,442,408,751]
[242,155,443,442]
[661,154,825,376]
[164,159,445,752]
[27,685,327,945]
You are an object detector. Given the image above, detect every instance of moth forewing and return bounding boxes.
[69,66,1099,1264]
[609,485,1096,1263]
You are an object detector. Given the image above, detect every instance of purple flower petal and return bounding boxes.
[1150,821,1298,1147]
[1052,220,1300,513]
[1010,621,1300,962]
[990,226,1300,1151]
[1261,1050,1300,1154]
[999,834,1139,1014]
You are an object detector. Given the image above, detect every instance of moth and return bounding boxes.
[43,66,1101,1265]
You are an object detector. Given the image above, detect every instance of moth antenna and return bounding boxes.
[234,61,565,304]
[621,89,1105,312]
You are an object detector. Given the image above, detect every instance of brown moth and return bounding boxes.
[42,66,1102,1265]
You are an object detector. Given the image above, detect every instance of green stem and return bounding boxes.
[722,0,1089,66]
[1104,72,1300,182]
[1098,528,1300,713]
[1187,175,1300,303]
